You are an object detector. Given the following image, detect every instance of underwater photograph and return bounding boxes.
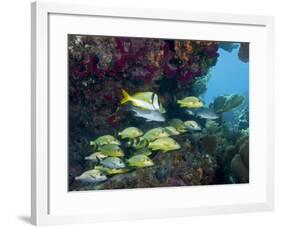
[68,35,249,191]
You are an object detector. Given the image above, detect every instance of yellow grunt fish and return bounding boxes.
[177,96,204,109]
[127,154,154,168]
[98,144,125,157]
[90,135,121,151]
[148,137,181,153]
[118,127,143,139]
[134,147,153,156]
[143,127,170,142]
[184,120,201,131]
[169,119,187,133]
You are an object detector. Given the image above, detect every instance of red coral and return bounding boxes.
[106,114,121,127]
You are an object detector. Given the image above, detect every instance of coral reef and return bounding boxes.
[219,135,249,183]
[237,106,249,130]
[211,94,244,114]
[201,135,217,154]
[190,73,212,97]
[231,154,249,183]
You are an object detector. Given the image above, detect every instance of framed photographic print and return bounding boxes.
[31,1,274,225]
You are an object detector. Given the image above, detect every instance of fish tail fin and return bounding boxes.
[177,100,182,105]
[120,89,131,105]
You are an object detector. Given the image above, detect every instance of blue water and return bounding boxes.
[204,44,249,105]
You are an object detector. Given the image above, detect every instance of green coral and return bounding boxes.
[211,94,244,113]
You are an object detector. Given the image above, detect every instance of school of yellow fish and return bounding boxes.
[75,91,206,184]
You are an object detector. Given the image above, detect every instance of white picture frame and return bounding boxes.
[31,1,275,226]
